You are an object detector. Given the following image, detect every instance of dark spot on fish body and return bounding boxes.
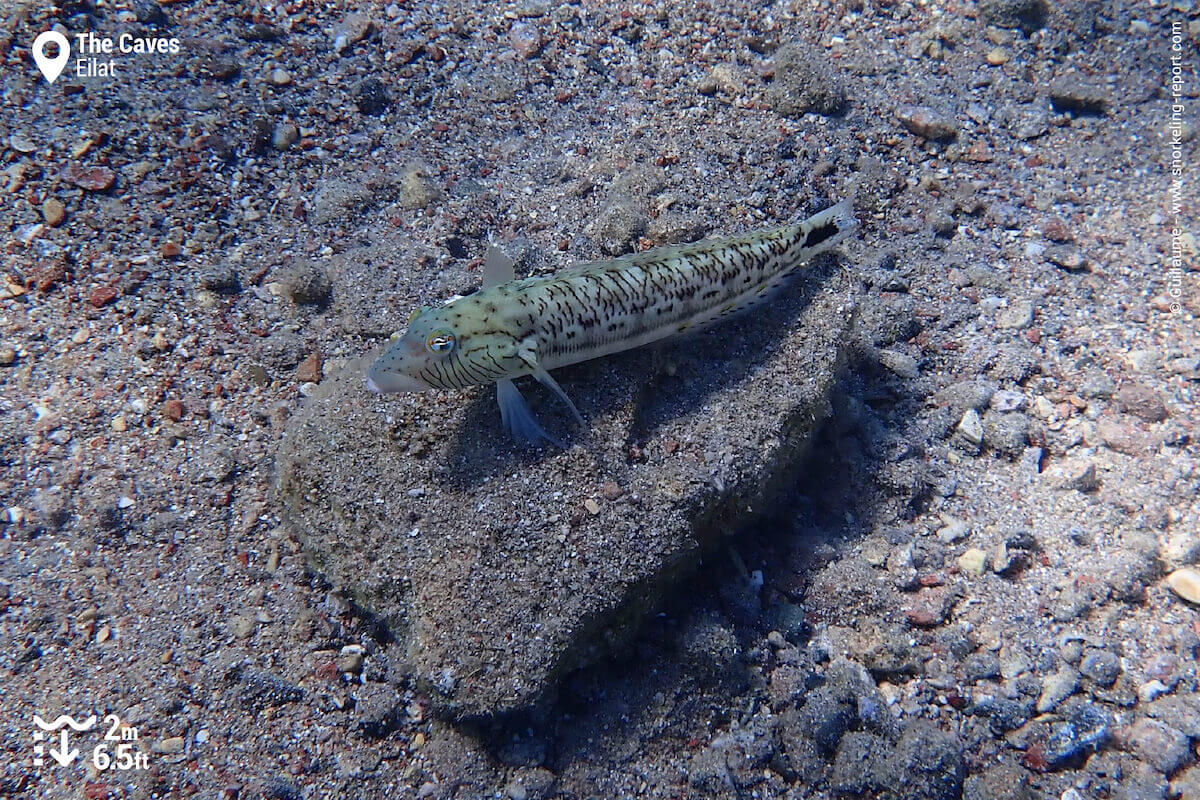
[804,221,838,248]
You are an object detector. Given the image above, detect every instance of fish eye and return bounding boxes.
[425,329,456,355]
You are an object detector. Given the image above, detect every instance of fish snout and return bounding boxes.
[366,362,432,393]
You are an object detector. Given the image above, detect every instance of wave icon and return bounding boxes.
[33,715,97,732]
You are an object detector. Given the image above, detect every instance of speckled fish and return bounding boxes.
[367,200,858,445]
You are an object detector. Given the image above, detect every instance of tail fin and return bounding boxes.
[795,199,858,256]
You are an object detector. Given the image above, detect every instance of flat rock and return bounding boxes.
[276,255,856,719]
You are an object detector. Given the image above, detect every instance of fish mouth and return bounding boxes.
[366,365,431,394]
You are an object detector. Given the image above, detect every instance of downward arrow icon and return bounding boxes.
[48,730,78,766]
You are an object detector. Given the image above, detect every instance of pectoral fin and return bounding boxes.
[516,338,585,428]
[532,367,585,427]
[496,378,563,447]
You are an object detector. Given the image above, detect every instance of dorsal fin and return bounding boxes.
[483,244,516,289]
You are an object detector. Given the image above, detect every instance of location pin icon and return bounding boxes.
[32,31,71,84]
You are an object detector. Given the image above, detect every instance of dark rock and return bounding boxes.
[964,762,1037,800]
[888,723,965,800]
[250,117,275,154]
[1048,77,1112,114]
[934,379,997,415]
[978,0,1049,33]
[830,731,889,795]
[680,614,744,686]
[242,23,285,41]
[982,411,1030,457]
[1045,702,1111,768]
[589,200,648,256]
[962,652,1001,682]
[768,43,848,116]
[261,778,301,800]
[1115,385,1168,423]
[831,723,964,800]
[1079,649,1122,687]
[353,683,403,738]
[860,293,922,346]
[132,1,168,26]
[354,77,392,115]
[198,53,241,81]
[260,331,307,370]
[276,261,332,305]
[1126,718,1191,775]
[277,264,857,719]
[234,668,304,710]
[197,263,241,293]
[765,601,808,644]
[972,694,1034,735]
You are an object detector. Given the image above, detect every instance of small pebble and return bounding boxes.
[985,48,1009,65]
[65,165,117,192]
[509,21,542,59]
[1166,567,1200,604]
[155,737,185,755]
[767,43,847,117]
[0,346,17,366]
[878,348,919,379]
[1042,217,1073,243]
[1047,459,1099,493]
[9,134,36,154]
[162,399,185,422]
[89,286,118,307]
[953,408,984,453]
[1114,385,1168,423]
[1036,667,1079,713]
[354,78,391,115]
[268,68,293,87]
[1079,649,1122,687]
[896,105,958,140]
[957,548,988,576]
[296,352,323,384]
[272,123,299,151]
[1045,244,1085,271]
[997,299,1034,330]
[41,198,66,226]
[337,649,364,674]
[583,498,601,516]
[990,389,1026,412]
[1138,679,1169,704]
[333,13,372,54]
[1048,77,1111,114]
[937,515,970,543]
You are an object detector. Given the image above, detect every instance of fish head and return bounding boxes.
[366,301,523,393]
